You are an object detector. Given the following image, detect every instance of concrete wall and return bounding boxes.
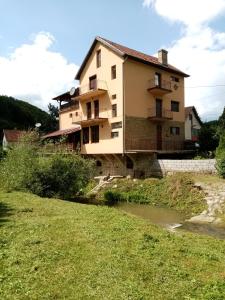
[151,159,217,175]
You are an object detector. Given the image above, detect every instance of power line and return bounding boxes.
[186,84,225,88]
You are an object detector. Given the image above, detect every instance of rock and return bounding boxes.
[188,215,215,224]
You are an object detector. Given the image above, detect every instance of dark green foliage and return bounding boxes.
[216,130,225,178]
[199,120,219,153]
[0,133,95,199]
[218,107,225,133]
[104,190,121,205]
[0,95,54,135]
[29,155,95,199]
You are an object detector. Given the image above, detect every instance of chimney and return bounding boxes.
[158,49,168,65]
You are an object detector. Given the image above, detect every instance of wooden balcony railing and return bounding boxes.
[74,80,108,100]
[126,138,184,152]
[147,79,172,95]
[148,108,173,120]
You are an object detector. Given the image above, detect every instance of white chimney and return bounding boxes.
[158,49,168,65]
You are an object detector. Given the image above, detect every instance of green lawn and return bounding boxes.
[1,191,225,299]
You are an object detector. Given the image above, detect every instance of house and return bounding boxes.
[3,129,25,150]
[50,36,189,176]
[185,106,202,142]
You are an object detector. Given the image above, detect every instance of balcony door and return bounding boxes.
[156,124,162,150]
[156,99,162,117]
[89,75,97,90]
[94,100,99,118]
[155,72,161,87]
[86,102,92,119]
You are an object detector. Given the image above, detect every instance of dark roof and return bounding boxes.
[185,106,202,125]
[3,129,26,142]
[75,36,189,79]
[42,126,81,139]
[52,91,71,101]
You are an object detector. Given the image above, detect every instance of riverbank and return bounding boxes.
[96,173,207,218]
[1,191,225,299]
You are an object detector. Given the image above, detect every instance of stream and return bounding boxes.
[117,202,225,239]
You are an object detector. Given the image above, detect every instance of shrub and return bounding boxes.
[216,130,225,178]
[0,132,96,199]
[104,190,124,206]
[29,154,95,199]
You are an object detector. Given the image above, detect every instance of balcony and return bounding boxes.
[147,79,172,96]
[74,80,108,101]
[125,138,184,152]
[72,111,109,127]
[148,108,173,121]
[60,101,79,112]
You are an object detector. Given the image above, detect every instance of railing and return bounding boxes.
[60,101,79,111]
[41,143,74,153]
[126,138,184,151]
[72,111,111,124]
[78,80,108,96]
[148,78,172,90]
[148,108,173,119]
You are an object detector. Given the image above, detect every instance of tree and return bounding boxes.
[199,121,219,153]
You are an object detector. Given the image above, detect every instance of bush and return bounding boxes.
[0,132,96,199]
[216,130,225,178]
[104,190,123,206]
[29,155,95,199]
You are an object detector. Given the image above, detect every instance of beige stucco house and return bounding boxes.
[185,106,202,142]
[48,36,189,176]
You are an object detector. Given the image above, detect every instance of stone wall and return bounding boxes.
[151,159,217,175]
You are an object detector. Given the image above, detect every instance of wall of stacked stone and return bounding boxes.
[151,159,217,175]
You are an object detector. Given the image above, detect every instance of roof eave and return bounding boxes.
[125,54,190,78]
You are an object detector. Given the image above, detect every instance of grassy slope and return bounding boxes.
[98,174,206,217]
[1,192,225,299]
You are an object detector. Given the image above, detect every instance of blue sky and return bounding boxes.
[0,0,225,120]
[0,0,181,63]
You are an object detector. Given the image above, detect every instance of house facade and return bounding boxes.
[185,106,202,142]
[52,37,189,176]
[3,129,25,151]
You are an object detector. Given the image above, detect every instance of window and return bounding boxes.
[171,101,179,112]
[111,65,116,79]
[69,113,73,118]
[75,111,79,116]
[89,75,97,90]
[83,127,89,144]
[86,102,92,119]
[111,131,119,138]
[189,114,193,121]
[96,160,102,167]
[112,104,117,117]
[171,76,179,82]
[91,125,99,143]
[96,50,101,68]
[155,72,161,87]
[94,100,99,118]
[170,127,180,135]
[111,121,122,129]
[112,94,117,100]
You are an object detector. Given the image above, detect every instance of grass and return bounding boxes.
[1,191,225,299]
[99,174,206,217]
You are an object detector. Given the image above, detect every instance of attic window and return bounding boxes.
[96,50,101,68]
[111,65,116,79]
[171,76,179,82]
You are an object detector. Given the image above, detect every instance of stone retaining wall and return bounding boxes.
[151,159,217,175]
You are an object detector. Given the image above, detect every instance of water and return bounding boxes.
[117,202,225,239]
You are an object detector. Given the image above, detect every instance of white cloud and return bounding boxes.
[143,0,225,120]
[0,32,78,110]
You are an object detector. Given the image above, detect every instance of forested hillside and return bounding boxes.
[0,95,56,140]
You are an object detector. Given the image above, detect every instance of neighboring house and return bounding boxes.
[3,129,25,150]
[49,36,189,176]
[185,106,202,142]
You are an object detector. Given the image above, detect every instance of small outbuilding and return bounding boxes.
[185,106,202,142]
[2,129,26,151]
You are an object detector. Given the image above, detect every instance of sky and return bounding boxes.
[0,0,225,120]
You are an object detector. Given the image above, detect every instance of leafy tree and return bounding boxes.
[199,120,219,153]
